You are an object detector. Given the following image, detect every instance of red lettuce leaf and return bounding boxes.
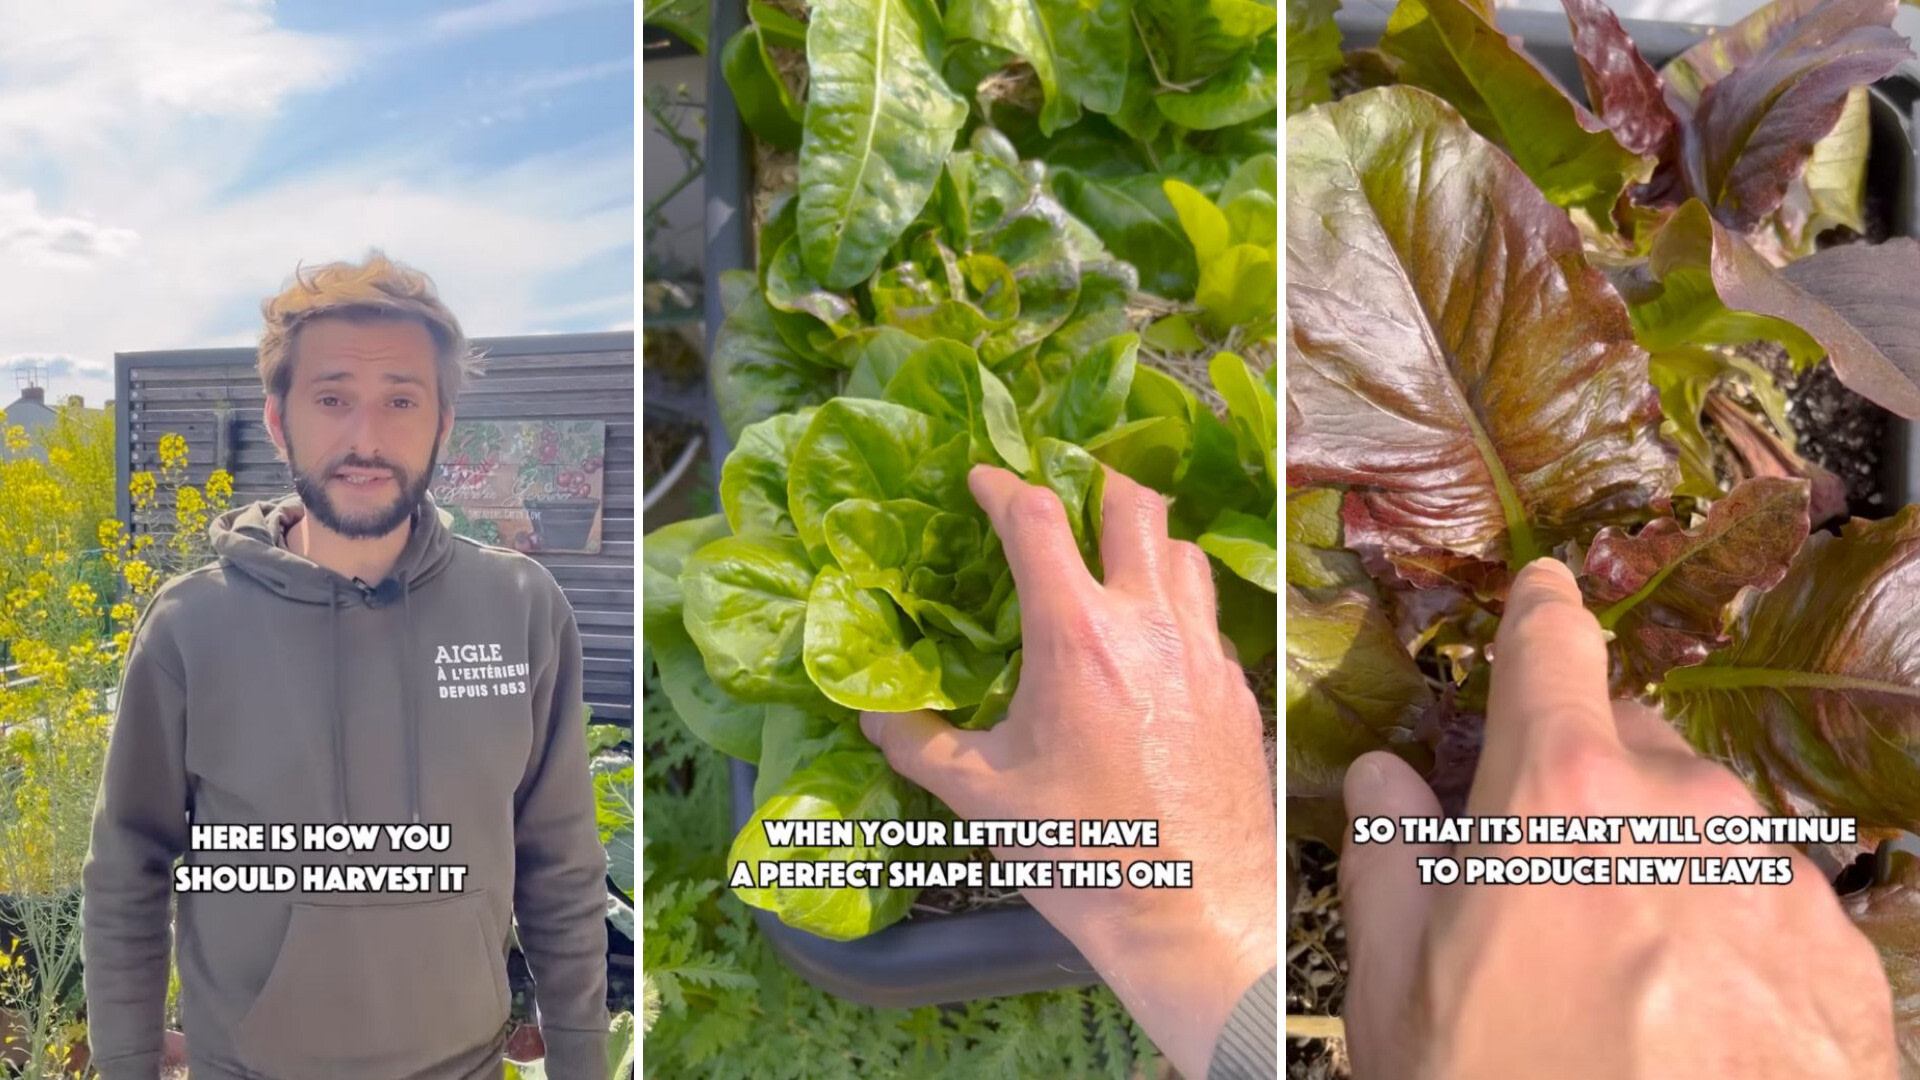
[1379,0,1650,224]
[1562,0,1677,160]
[1702,392,1849,526]
[1661,506,1920,831]
[1286,86,1675,575]
[1414,690,1484,817]
[1844,851,1920,1071]
[1778,238,1920,412]
[1661,0,1909,230]
[1284,584,1437,839]
[1585,476,1810,691]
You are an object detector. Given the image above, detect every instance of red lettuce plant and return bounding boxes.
[1288,0,1920,1050]
[1290,0,1920,509]
[1288,2,1920,822]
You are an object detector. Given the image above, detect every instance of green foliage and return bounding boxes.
[640,653,1159,1078]
[1660,508,1920,829]
[0,422,229,1073]
[798,0,973,288]
[1361,0,1905,247]
[723,10,805,150]
[1381,0,1654,224]
[718,0,1278,329]
[695,0,1279,948]
[656,344,1276,937]
[644,0,710,53]
[1285,0,1343,113]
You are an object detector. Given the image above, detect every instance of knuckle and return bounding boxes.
[1170,539,1209,575]
[1051,602,1105,644]
[1686,761,1762,815]
[1525,729,1624,807]
[861,722,898,760]
[1010,487,1066,531]
[1130,485,1169,528]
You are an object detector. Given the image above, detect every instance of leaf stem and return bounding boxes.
[1597,578,1657,631]
[1659,666,1920,698]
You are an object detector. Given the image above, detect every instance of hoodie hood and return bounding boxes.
[208,492,458,827]
[209,492,458,602]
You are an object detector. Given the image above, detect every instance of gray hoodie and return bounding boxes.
[81,494,610,1079]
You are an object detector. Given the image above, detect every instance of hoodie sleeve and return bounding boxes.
[82,603,192,1080]
[514,590,611,1078]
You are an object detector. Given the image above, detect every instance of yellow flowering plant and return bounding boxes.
[0,415,230,1072]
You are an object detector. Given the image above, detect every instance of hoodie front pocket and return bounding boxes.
[231,889,508,1080]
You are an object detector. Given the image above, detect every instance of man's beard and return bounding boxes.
[285,428,440,540]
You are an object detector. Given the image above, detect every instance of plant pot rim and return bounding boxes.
[640,431,706,516]
[696,0,1097,1009]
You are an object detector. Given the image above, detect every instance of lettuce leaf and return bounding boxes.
[1286,86,1674,578]
[1661,507,1920,830]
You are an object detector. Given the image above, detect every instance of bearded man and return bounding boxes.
[82,253,610,1080]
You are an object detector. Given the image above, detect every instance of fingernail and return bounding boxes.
[1526,557,1576,586]
[1346,754,1387,809]
[1509,558,1579,613]
[859,711,883,743]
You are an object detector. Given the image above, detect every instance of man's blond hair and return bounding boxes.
[258,251,480,416]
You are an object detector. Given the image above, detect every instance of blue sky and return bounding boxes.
[0,0,634,413]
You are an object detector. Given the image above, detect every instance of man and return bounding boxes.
[82,253,610,1079]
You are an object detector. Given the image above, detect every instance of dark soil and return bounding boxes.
[1737,340,1891,520]
[911,847,1026,919]
[1821,181,1896,247]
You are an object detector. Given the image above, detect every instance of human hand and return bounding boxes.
[1340,558,1897,1080]
[861,464,1277,1079]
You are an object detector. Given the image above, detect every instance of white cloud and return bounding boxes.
[0,0,350,155]
[1,149,632,407]
[428,0,618,39]
[0,188,141,268]
[462,56,637,127]
[0,2,633,411]
[515,57,635,97]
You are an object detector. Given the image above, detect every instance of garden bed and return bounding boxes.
[658,0,1281,1010]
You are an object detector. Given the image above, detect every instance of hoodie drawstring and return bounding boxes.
[231,496,446,830]
[401,573,421,825]
[331,573,423,825]
[329,580,350,825]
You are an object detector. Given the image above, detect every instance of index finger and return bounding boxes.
[1470,558,1619,812]
[969,465,1100,619]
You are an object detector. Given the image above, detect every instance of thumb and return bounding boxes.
[860,710,991,815]
[1339,751,1447,1079]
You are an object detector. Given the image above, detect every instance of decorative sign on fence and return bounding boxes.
[432,420,606,554]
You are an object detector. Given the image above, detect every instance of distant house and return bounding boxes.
[1,385,109,462]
